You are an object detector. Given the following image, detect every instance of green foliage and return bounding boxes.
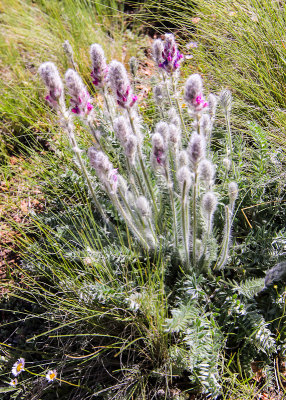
[1,25,286,400]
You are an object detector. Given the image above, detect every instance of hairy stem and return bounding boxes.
[182,181,190,269]
[192,167,198,266]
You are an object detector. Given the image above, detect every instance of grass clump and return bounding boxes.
[1,30,286,400]
[0,0,141,160]
[134,0,286,144]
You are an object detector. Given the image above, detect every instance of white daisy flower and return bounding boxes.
[11,358,25,376]
[9,378,18,386]
[46,369,57,382]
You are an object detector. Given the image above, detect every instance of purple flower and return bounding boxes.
[108,61,137,109]
[90,43,108,88]
[65,69,93,116]
[38,62,64,110]
[185,74,208,113]
[158,34,183,74]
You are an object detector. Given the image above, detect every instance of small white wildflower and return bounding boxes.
[9,378,18,386]
[46,369,57,382]
[12,358,25,377]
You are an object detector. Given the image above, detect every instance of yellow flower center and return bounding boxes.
[50,372,56,380]
[16,363,23,372]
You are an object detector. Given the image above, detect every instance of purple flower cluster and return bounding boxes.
[157,34,183,74]
[90,43,108,88]
[65,69,93,116]
[107,61,137,109]
[184,74,208,113]
[38,62,64,109]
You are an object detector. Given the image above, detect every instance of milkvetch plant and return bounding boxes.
[38,34,238,277]
[11,33,285,399]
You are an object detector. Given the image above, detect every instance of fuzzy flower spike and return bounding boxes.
[65,69,93,116]
[158,33,183,74]
[107,60,137,109]
[90,43,108,88]
[12,358,25,377]
[184,74,208,113]
[39,62,64,110]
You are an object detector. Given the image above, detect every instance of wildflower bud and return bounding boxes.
[223,157,231,171]
[114,116,131,145]
[198,159,215,185]
[228,181,238,208]
[177,166,192,192]
[169,123,181,146]
[65,69,93,116]
[88,147,118,194]
[39,62,64,109]
[264,262,286,288]
[201,114,212,137]
[125,135,138,165]
[179,150,189,166]
[152,38,164,67]
[168,107,181,128]
[187,132,206,166]
[220,89,232,113]
[108,60,137,109]
[154,84,164,105]
[129,56,138,78]
[208,93,217,119]
[202,191,217,218]
[158,33,183,73]
[152,132,166,167]
[184,74,208,112]
[63,40,73,56]
[63,40,75,67]
[155,121,169,142]
[90,43,108,88]
[136,196,150,217]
